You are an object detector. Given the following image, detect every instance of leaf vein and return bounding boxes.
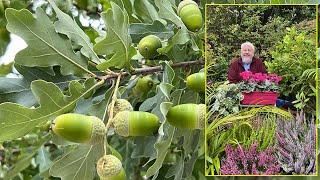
[73,146,93,180]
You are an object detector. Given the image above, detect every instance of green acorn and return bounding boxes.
[0,1,4,15]
[133,76,154,95]
[97,155,126,180]
[186,72,205,92]
[52,113,105,144]
[166,104,206,129]
[112,111,160,137]
[2,0,9,9]
[75,0,88,9]
[40,120,52,132]
[177,0,203,32]
[138,35,162,59]
[164,152,177,165]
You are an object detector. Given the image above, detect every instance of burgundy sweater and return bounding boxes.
[227,57,267,83]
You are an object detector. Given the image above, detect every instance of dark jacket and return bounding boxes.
[227,57,267,83]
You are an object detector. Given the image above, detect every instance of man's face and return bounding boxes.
[241,45,254,64]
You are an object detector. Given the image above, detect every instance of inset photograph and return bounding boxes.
[206,0,317,4]
[205,5,317,175]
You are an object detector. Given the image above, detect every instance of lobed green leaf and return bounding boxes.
[50,143,104,180]
[5,8,89,76]
[154,0,185,28]
[133,0,165,24]
[93,2,136,70]
[0,79,103,142]
[48,0,101,64]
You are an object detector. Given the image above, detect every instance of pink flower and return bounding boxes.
[253,73,266,83]
[274,76,282,84]
[221,142,280,175]
[267,74,282,84]
[240,71,252,81]
[239,72,282,92]
[257,73,268,83]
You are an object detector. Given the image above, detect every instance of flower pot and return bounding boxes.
[241,91,278,105]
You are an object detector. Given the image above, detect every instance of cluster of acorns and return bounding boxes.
[51,84,205,179]
[50,1,204,179]
[138,0,203,60]
[52,102,205,179]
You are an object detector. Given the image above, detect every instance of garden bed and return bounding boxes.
[206,106,316,175]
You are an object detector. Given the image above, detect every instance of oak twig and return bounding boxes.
[98,59,204,80]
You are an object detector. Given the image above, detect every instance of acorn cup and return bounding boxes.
[97,155,126,180]
[52,113,105,145]
[138,35,162,59]
[186,72,205,93]
[177,0,203,32]
[113,99,133,115]
[166,104,206,129]
[112,111,160,137]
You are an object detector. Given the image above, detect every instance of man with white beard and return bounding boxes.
[227,42,267,83]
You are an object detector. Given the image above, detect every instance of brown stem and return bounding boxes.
[88,61,97,67]
[133,158,144,180]
[98,59,204,80]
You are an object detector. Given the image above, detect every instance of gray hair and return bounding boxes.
[241,42,255,51]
